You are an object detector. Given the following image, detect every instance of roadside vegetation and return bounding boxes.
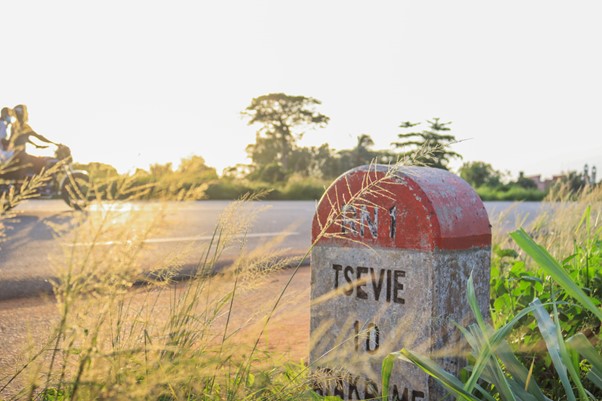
[70,92,596,202]
[1,158,600,400]
[0,176,313,400]
[1,100,600,400]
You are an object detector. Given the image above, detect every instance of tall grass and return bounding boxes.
[1,150,436,401]
[0,186,317,400]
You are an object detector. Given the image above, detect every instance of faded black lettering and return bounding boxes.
[386,269,392,302]
[344,266,354,296]
[356,266,369,299]
[390,205,397,239]
[348,373,361,399]
[332,264,343,289]
[370,267,386,301]
[392,385,409,401]
[331,265,407,304]
[360,205,378,238]
[365,323,380,353]
[353,320,360,351]
[365,378,379,399]
[342,205,357,236]
[313,367,426,401]
[334,374,345,398]
[354,321,380,353]
[393,270,406,304]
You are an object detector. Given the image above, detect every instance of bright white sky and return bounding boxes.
[1,1,600,180]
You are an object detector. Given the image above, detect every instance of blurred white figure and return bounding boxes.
[0,108,15,163]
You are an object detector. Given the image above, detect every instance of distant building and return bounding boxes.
[526,163,598,192]
[584,164,598,186]
[525,175,562,192]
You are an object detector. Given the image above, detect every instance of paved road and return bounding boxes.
[0,199,548,301]
[0,200,315,300]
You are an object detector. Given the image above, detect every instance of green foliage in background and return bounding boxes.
[242,93,330,175]
[476,185,546,201]
[459,161,503,188]
[391,118,462,170]
[69,93,599,201]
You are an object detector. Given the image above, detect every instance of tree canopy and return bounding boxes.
[242,93,329,173]
[459,161,502,188]
[392,118,462,170]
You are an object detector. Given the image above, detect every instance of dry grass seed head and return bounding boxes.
[213,192,270,254]
[528,184,601,257]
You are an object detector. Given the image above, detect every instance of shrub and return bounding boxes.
[278,175,326,200]
[476,185,546,201]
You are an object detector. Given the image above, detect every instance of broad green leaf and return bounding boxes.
[586,370,602,389]
[452,322,479,354]
[567,333,602,390]
[530,299,576,401]
[463,275,495,393]
[464,275,547,398]
[551,300,589,401]
[400,349,480,401]
[495,340,550,401]
[473,383,498,401]
[506,380,539,401]
[511,229,602,321]
[381,352,398,401]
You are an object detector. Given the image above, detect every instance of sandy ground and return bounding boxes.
[0,266,311,398]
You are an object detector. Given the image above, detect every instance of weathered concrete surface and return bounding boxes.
[310,165,491,400]
[310,247,490,400]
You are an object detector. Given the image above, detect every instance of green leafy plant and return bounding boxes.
[385,229,602,401]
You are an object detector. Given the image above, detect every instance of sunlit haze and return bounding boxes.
[1,1,600,179]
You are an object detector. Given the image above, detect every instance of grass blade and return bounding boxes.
[399,349,480,401]
[462,274,495,393]
[585,370,602,389]
[381,352,398,401]
[510,229,602,321]
[566,333,602,390]
[495,340,550,401]
[530,299,576,401]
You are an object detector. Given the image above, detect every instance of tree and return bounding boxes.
[244,136,280,169]
[459,161,502,188]
[353,134,375,165]
[289,144,339,179]
[392,118,462,170]
[149,162,173,178]
[513,171,537,190]
[337,134,377,172]
[177,155,218,183]
[242,93,329,172]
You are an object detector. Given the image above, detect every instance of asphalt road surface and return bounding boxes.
[0,200,316,301]
[0,199,549,301]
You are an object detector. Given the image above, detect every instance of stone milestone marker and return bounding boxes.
[309,165,491,401]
